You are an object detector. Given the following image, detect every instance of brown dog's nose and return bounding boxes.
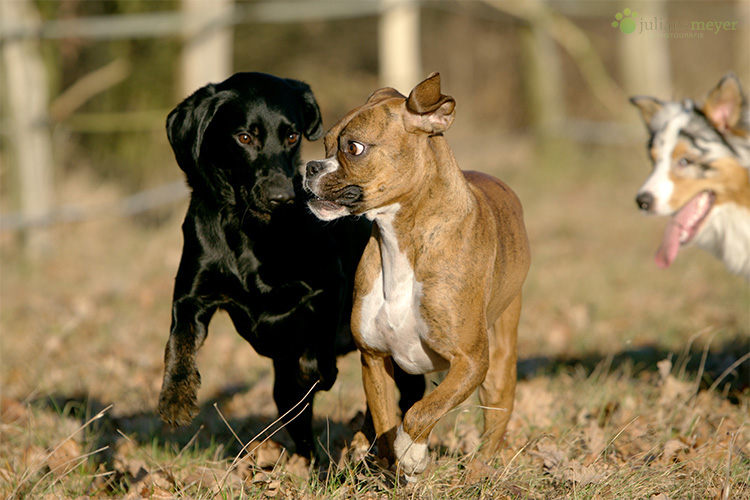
[635,192,654,211]
[306,160,325,178]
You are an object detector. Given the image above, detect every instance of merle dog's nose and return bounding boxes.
[635,192,654,211]
[306,160,325,178]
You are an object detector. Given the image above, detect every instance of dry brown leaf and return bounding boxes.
[660,438,688,464]
[22,444,47,471]
[245,439,287,469]
[463,458,497,484]
[0,398,28,423]
[263,478,281,497]
[284,453,310,480]
[182,466,220,488]
[535,441,608,486]
[46,439,82,477]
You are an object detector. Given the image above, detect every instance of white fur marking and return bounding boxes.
[693,203,750,279]
[306,156,352,221]
[393,424,429,476]
[638,104,691,215]
[358,204,449,375]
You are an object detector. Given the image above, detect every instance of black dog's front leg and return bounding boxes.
[271,356,319,457]
[159,297,215,427]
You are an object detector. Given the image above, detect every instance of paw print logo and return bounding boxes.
[612,8,638,34]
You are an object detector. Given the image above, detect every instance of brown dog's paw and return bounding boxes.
[158,372,200,427]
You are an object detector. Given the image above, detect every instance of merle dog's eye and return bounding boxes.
[287,133,300,145]
[237,133,252,145]
[677,157,691,167]
[347,141,365,156]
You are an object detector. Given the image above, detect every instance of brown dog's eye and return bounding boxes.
[287,133,300,145]
[347,141,365,156]
[237,133,252,144]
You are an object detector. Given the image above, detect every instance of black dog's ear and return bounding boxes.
[166,83,223,178]
[286,79,323,141]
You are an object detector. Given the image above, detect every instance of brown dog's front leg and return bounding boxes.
[360,352,399,464]
[397,351,488,476]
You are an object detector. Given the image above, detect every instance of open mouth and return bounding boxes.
[655,190,715,268]
[307,196,351,221]
[309,196,344,212]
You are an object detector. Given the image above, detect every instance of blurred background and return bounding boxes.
[1,0,748,417]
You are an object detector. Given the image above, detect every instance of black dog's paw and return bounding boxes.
[158,369,201,427]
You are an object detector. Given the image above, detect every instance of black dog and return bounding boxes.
[158,72,424,457]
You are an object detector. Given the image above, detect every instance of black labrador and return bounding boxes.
[158,72,424,457]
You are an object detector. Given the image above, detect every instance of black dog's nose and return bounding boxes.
[306,160,325,178]
[635,192,654,211]
[268,186,295,206]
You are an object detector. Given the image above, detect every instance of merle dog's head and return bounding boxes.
[167,72,323,222]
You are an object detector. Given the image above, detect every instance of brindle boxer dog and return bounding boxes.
[304,73,530,477]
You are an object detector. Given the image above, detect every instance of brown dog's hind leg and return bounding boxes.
[477,293,522,460]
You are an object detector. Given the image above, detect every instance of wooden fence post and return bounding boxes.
[617,0,671,98]
[179,0,234,98]
[1,0,54,257]
[518,0,564,139]
[378,0,422,94]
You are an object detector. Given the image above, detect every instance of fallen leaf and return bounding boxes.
[284,454,310,480]
[660,438,688,464]
[46,439,82,477]
[244,440,287,469]
[463,458,497,484]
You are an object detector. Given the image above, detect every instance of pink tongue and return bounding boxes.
[655,219,682,268]
[654,193,707,268]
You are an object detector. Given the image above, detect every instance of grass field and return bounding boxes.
[1,132,748,499]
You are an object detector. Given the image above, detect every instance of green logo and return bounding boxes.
[612,8,638,34]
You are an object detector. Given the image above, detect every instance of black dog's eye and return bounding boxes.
[287,133,300,146]
[237,133,252,145]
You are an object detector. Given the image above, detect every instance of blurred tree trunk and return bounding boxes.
[179,0,234,97]
[617,0,671,98]
[378,0,422,94]
[737,1,750,87]
[1,0,54,257]
[519,0,563,140]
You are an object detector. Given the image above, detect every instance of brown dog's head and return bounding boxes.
[304,73,456,221]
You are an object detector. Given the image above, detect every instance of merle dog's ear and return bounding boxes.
[629,96,663,132]
[286,79,323,141]
[702,72,749,133]
[166,84,223,177]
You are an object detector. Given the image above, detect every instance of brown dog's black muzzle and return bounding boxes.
[336,185,364,207]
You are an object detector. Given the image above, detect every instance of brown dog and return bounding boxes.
[303,73,530,477]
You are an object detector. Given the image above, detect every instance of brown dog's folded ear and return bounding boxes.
[701,72,748,134]
[366,87,405,105]
[404,73,456,134]
[629,95,663,132]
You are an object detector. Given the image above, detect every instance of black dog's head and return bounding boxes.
[167,72,323,222]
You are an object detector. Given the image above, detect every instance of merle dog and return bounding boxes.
[158,72,424,457]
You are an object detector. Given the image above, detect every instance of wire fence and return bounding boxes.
[0,181,189,231]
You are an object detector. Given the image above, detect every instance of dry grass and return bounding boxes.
[1,135,748,499]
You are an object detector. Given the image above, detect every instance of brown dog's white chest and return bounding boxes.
[356,205,449,375]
